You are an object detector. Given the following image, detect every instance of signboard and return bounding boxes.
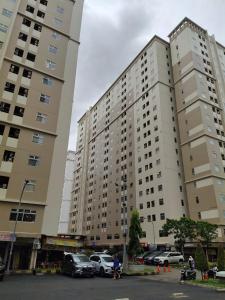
[0,233,16,242]
[45,237,83,248]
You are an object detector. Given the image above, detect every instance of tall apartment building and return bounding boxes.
[71,18,225,248]
[58,150,76,234]
[0,0,83,269]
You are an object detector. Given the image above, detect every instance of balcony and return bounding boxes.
[2,91,13,101]
[29,44,38,53]
[6,137,18,148]
[12,115,23,125]
[17,39,26,48]
[32,29,41,39]
[21,24,30,34]
[0,161,13,173]
[0,188,7,199]
[0,111,9,122]
[13,54,22,63]
[21,77,31,86]
[17,95,27,105]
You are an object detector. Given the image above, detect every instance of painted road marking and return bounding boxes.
[114,298,129,300]
[171,292,189,298]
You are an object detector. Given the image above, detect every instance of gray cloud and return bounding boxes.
[68,0,225,150]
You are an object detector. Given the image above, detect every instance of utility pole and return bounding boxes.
[6,180,29,274]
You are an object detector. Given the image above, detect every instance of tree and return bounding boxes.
[162,217,196,254]
[195,244,208,278]
[217,245,225,271]
[195,221,218,261]
[128,210,143,258]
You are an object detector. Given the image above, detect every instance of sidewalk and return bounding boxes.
[143,266,201,283]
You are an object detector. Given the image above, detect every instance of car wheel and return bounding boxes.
[164,260,169,267]
[71,269,76,278]
[99,267,105,277]
[179,259,184,263]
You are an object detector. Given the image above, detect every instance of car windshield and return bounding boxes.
[158,252,169,257]
[102,256,113,262]
[72,255,90,263]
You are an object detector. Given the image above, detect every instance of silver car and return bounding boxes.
[90,254,122,276]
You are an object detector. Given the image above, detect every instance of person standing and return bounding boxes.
[113,255,120,279]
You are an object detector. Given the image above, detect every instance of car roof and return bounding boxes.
[91,254,112,257]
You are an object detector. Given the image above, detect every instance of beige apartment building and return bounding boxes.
[0,0,83,270]
[70,18,225,248]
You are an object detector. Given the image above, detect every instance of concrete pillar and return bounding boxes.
[29,249,37,270]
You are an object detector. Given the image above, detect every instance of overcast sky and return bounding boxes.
[68,0,225,150]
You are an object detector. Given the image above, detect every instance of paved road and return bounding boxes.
[0,274,224,300]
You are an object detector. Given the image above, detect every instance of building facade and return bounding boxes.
[70,18,225,248]
[0,0,83,270]
[58,150,76,234]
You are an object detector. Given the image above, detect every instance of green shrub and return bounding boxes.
[217,246,225,271]
[195,244,208,274]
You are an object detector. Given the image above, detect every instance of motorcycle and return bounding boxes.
[180,268,196,282]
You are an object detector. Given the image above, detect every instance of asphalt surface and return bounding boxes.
[0,274,224,300]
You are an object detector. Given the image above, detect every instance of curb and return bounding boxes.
[184,281,225,292]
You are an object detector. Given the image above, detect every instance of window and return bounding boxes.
[30,37,39,46]
[14,48,24,57]
[0,124,5,135]
[8,127,20,139]
[26,5,35,14]
[25,180,36,192]
[14,106,24,117]
[43,77,53,86]
[159,230,168,237]
[18,87,28,97]
[54,18,63,27]
[3,150,15,162]
[107,234,112,240]
[2,8,13,18]
[158,185,163,191]
[4,82,15,93]
[34,23,42,32]
[10,64,19,74]
[28,155,40,166]
[40,0,48,5]
[152,214,156,221]
[57,6,64,14]
[160,213,165,220]
[46,59,56,70]
[27,52,36,62]
[40,94,50,104]
[159,198,164,205]
[0,176,9,189]
[22,18,31,27]
[0,102,10,113]
[0,23,8,33]
[139,203,143,209]
[10,208,36,222]
[52,31,61,40]
[22,69,32,79]
[36,112,47,123]
[18,32,28,42]
[48,45,58,54]
[37,10,45,19]
[32,133,44,144]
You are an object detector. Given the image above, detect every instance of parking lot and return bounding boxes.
[0,274,225,300]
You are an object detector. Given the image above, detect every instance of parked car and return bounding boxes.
[0,256,5,281]
[135,251,153,264]
[61,253,95,277]
[90,254,122,277]
[154,252,184,266]
[144,251,164,265]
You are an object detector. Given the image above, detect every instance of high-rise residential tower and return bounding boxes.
[71,18,225,248]
[0,0,83,269]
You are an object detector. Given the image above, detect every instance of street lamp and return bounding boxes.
[115,180,128,272]
[6,180,29,274]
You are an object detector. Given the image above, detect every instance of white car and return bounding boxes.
[154,252,184,265]
[90,254,122,276]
